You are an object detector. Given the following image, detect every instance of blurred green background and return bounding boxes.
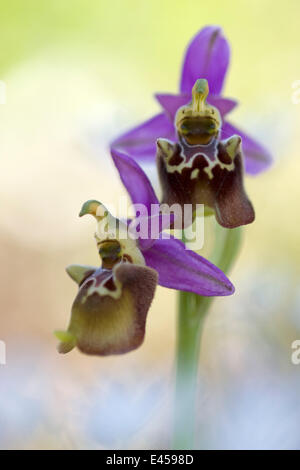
[0,0,300,449]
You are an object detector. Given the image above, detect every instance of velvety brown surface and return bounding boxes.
[66,264,158,356]
[157,138,255,229]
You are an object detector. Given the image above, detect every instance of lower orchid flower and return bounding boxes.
[55,154,234,356]
[111,25,272,176]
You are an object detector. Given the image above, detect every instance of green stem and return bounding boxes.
[173,225,242,450]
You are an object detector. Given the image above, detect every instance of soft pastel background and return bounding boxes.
[1,0,300,450]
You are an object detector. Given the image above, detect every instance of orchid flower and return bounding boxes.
[55,152,234,356]
[156,79,255,229]
[111,25,272,176]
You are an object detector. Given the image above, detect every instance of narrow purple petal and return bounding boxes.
[111,148,158,211]
[143,237,234,296]
[156,92,238,124]
[111,113,175,161]
[180,26,230,96]
[221,121,272,175]
[208,95,237,117]
[155,93,190,121]
[131,213,175,252]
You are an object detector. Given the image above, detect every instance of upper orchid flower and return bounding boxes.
[55,152,234,356]
[111,25,271,176]
[156,79,255,229]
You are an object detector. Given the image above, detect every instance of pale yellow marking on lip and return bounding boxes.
[191,168,200,179]
[158,135,239,181]
[80,265,123,303]
[226,135,241,159]
[66,264,96,284]
[204,166,214,180]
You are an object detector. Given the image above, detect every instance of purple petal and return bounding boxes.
[221,121,272,175]
[143,237,234,296]
[130,212,175,252]
[111,148,158,211]
[156,92,237,124]
[208,95,237,117]
[111,113,175,161]
[180,26,230,96]
[155,93,190,121]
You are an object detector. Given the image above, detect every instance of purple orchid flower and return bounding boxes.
[55,150,234,356]
[109,148,231,298]
[111,25,271,176]
[156,79,255,229]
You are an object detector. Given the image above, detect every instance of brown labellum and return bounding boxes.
[157,136,255,229]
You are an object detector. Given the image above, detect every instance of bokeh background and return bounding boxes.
[1,0,300,449]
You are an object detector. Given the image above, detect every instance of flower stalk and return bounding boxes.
[173,224,242,449]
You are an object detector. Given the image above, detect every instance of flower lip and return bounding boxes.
[156,134,255,229]
[58,262,159,356]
